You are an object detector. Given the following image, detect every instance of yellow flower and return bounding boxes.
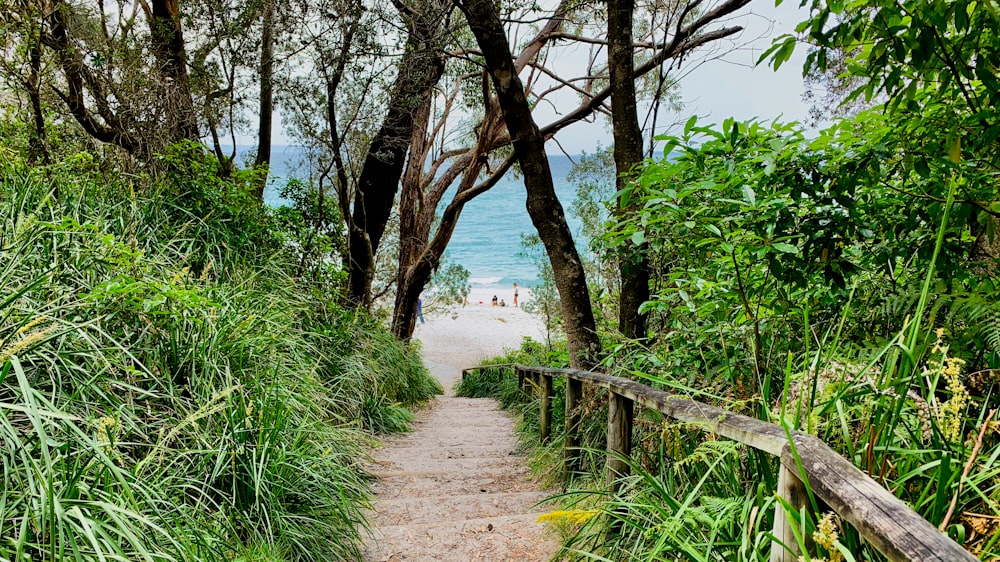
[812,512,844,562]
[537,509,599,525]
[0,325,55,365]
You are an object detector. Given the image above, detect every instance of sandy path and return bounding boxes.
[360,293,558,561]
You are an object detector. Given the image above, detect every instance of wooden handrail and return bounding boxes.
[461,363,975,562]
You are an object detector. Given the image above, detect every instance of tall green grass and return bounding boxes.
[466,309,1000,559]
[0,151,439,561]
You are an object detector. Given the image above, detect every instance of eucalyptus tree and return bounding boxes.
[190,0,296,191]
[185,0,267,176]
[389,0,574,338]
[456,0,602,368]
[607,0,649,341]
[344,0,452,308]
[15,0,203,160]
[388,0,759,344]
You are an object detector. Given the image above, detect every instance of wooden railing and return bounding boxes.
[461,364,975,562]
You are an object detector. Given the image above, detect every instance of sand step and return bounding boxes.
[371,445,521,459]
[371,473,539,499]
[372,456,528,475]
[371,491,550,525]
[361,514,552,562]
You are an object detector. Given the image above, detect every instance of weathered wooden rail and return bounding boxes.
[461,363,975,562]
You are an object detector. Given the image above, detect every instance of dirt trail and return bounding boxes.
[360,304,558,561]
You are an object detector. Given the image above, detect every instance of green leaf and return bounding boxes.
[772,37,797,71]
[742,185,757,206]
[631,230,645,245]
[771,242,799,254]
[948,135,961,164]
[683,115,698,136]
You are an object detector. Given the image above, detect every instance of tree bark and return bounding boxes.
[26,23,49,166]
[345,0,449,308]
[253,0,275,201]
[457,0,602,369]
[149,0,199,142]
[390,2,570,340]
[608,0,649,340]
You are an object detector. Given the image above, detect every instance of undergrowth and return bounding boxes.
[0,151,439,561]
[463,323,1000,560]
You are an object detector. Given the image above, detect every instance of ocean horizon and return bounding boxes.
[240,145,586,290]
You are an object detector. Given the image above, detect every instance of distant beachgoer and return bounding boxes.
[500,299,506,307]
[491,295,498,306]
[513,282,519,307]
[417,298,425,324]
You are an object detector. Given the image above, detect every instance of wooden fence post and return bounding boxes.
[606,391,633,486]
[770,464,808,562]
[540,373,552,443]
[564,377,584,483]
[607,391,633,536]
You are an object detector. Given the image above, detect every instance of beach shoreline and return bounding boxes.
[415,286,546,391]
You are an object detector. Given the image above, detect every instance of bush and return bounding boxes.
[0,150,437,561]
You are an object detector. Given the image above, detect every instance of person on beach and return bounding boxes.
[513,282,519,307]
[500,299,506,307]
[491,295,498,306]
[416,298,425,323]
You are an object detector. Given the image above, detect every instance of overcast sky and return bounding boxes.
[541,0,813,155]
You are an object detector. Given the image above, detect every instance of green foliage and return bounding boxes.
[487,7,1000,553]
[0,148,438,561]
[519,234,566,346]
[567,148,622,321]
[427,260,471,309]
[272,177,347,287]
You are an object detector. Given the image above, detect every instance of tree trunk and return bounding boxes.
[253,0,275,201]
[26,24,49,166]
[149,0,198,142]
[457,0,601,369]
[608,0,650,340]
[391,141,512,339]
[45,2,146,158]
[345,0,448,308]
[392,95,435,338]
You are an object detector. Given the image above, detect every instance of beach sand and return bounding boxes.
[415,287,546,391]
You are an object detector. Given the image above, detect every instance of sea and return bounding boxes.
[252,145,586,291]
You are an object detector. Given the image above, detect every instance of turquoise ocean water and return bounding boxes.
[255,146,583,291]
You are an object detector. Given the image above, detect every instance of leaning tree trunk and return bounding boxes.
[391,1,569,340]
[252,0,275,201]
[457,0,602,369]
[390,0,751,339]
[345,0,448,308]
[608,0,650,340]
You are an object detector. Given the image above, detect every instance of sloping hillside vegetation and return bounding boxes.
[0,145,440,561]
